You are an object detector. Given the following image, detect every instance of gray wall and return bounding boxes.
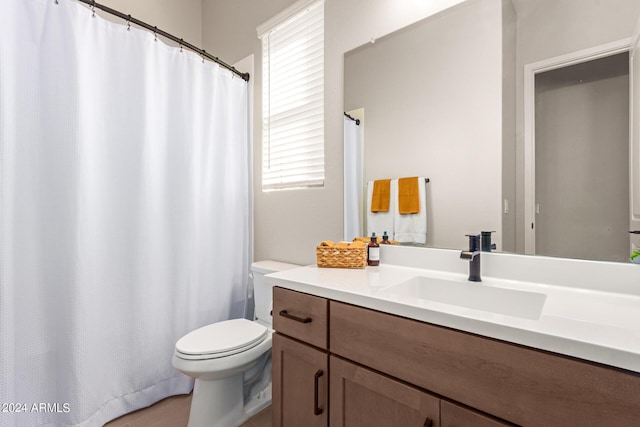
[632,22,640,253]
[344,0,504,250]
[501,0,517,253]
[201,0,295,64]
[100,0,202,46]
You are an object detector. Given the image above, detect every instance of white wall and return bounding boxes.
[99,0,202,46]
[202,0,466,265]
[344,0,503,250]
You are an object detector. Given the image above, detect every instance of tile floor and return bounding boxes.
[103,393,271,427]
[238,405,272,427]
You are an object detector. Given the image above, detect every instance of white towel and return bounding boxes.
[367,179,396,239]
[393,177,427,244]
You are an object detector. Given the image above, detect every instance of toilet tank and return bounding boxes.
[251,260,299,325]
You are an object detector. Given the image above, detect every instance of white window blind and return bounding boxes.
[259,0,324,191]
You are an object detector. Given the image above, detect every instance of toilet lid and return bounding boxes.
[176,318,268,357]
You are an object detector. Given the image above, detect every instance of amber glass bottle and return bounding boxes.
[368,233,380,266]
[381,231,391,245]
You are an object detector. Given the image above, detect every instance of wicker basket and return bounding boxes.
[316,244,367,269]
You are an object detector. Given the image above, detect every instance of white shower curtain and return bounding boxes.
[0,1,250,426]
[343,116,363,241]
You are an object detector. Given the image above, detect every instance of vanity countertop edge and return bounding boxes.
[265,259,640,374]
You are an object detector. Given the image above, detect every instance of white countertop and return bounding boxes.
[265,247,640,373]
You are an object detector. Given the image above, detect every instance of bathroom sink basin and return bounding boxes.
[379,276,547,320]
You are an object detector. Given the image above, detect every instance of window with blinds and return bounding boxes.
[259,0,324,191]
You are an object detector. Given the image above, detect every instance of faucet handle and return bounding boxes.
[465,234,481,251]
[481,231,496,252]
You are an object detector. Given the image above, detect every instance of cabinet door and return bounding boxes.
[441,401,513,427]
[272,333,328,427]
[330,356,440,427]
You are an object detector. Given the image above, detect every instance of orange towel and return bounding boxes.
[398,177,420,214]
[370,179,391,212]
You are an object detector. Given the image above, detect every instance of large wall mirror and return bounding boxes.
[344,0,640,263]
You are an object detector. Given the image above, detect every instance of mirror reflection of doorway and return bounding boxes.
[534,52,629,262]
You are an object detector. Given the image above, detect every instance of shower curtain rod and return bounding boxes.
[73,0,250,81]
[344,112,360,125]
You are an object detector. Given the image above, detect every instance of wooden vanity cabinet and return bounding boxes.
[330,300,640,427]
[273,287,640,426]
[273,287,512,427]
[440,401,512,427]
[272,287,329,427]
[329,355,510,427]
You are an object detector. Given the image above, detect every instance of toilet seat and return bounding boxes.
[175,319,268,361]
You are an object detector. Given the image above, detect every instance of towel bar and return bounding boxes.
[367,178,430,185]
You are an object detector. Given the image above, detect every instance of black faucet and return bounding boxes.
[460,234,481,282]
[481,231,497,252]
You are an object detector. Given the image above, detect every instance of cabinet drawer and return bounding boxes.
[330,301,640,427]
[273,287,328,349]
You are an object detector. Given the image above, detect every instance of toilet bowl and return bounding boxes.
[172,261,299,427]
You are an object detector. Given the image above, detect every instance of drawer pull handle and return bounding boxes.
[423,418,433,427]
[279,310,312,324]
[314,369,324,416]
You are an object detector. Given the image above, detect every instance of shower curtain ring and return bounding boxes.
[91,1,96,18]
[154,26,158,42]
[202,50,206,63]
[180,39,184,53]
[127,15,131,31]
[54,0,59,5]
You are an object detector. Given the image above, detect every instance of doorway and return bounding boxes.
[534,52,629,261]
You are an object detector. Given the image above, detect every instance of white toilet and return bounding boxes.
[172,260,299,427]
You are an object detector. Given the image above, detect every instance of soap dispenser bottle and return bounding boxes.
[381,231,391,245]
[368,233,380,266]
